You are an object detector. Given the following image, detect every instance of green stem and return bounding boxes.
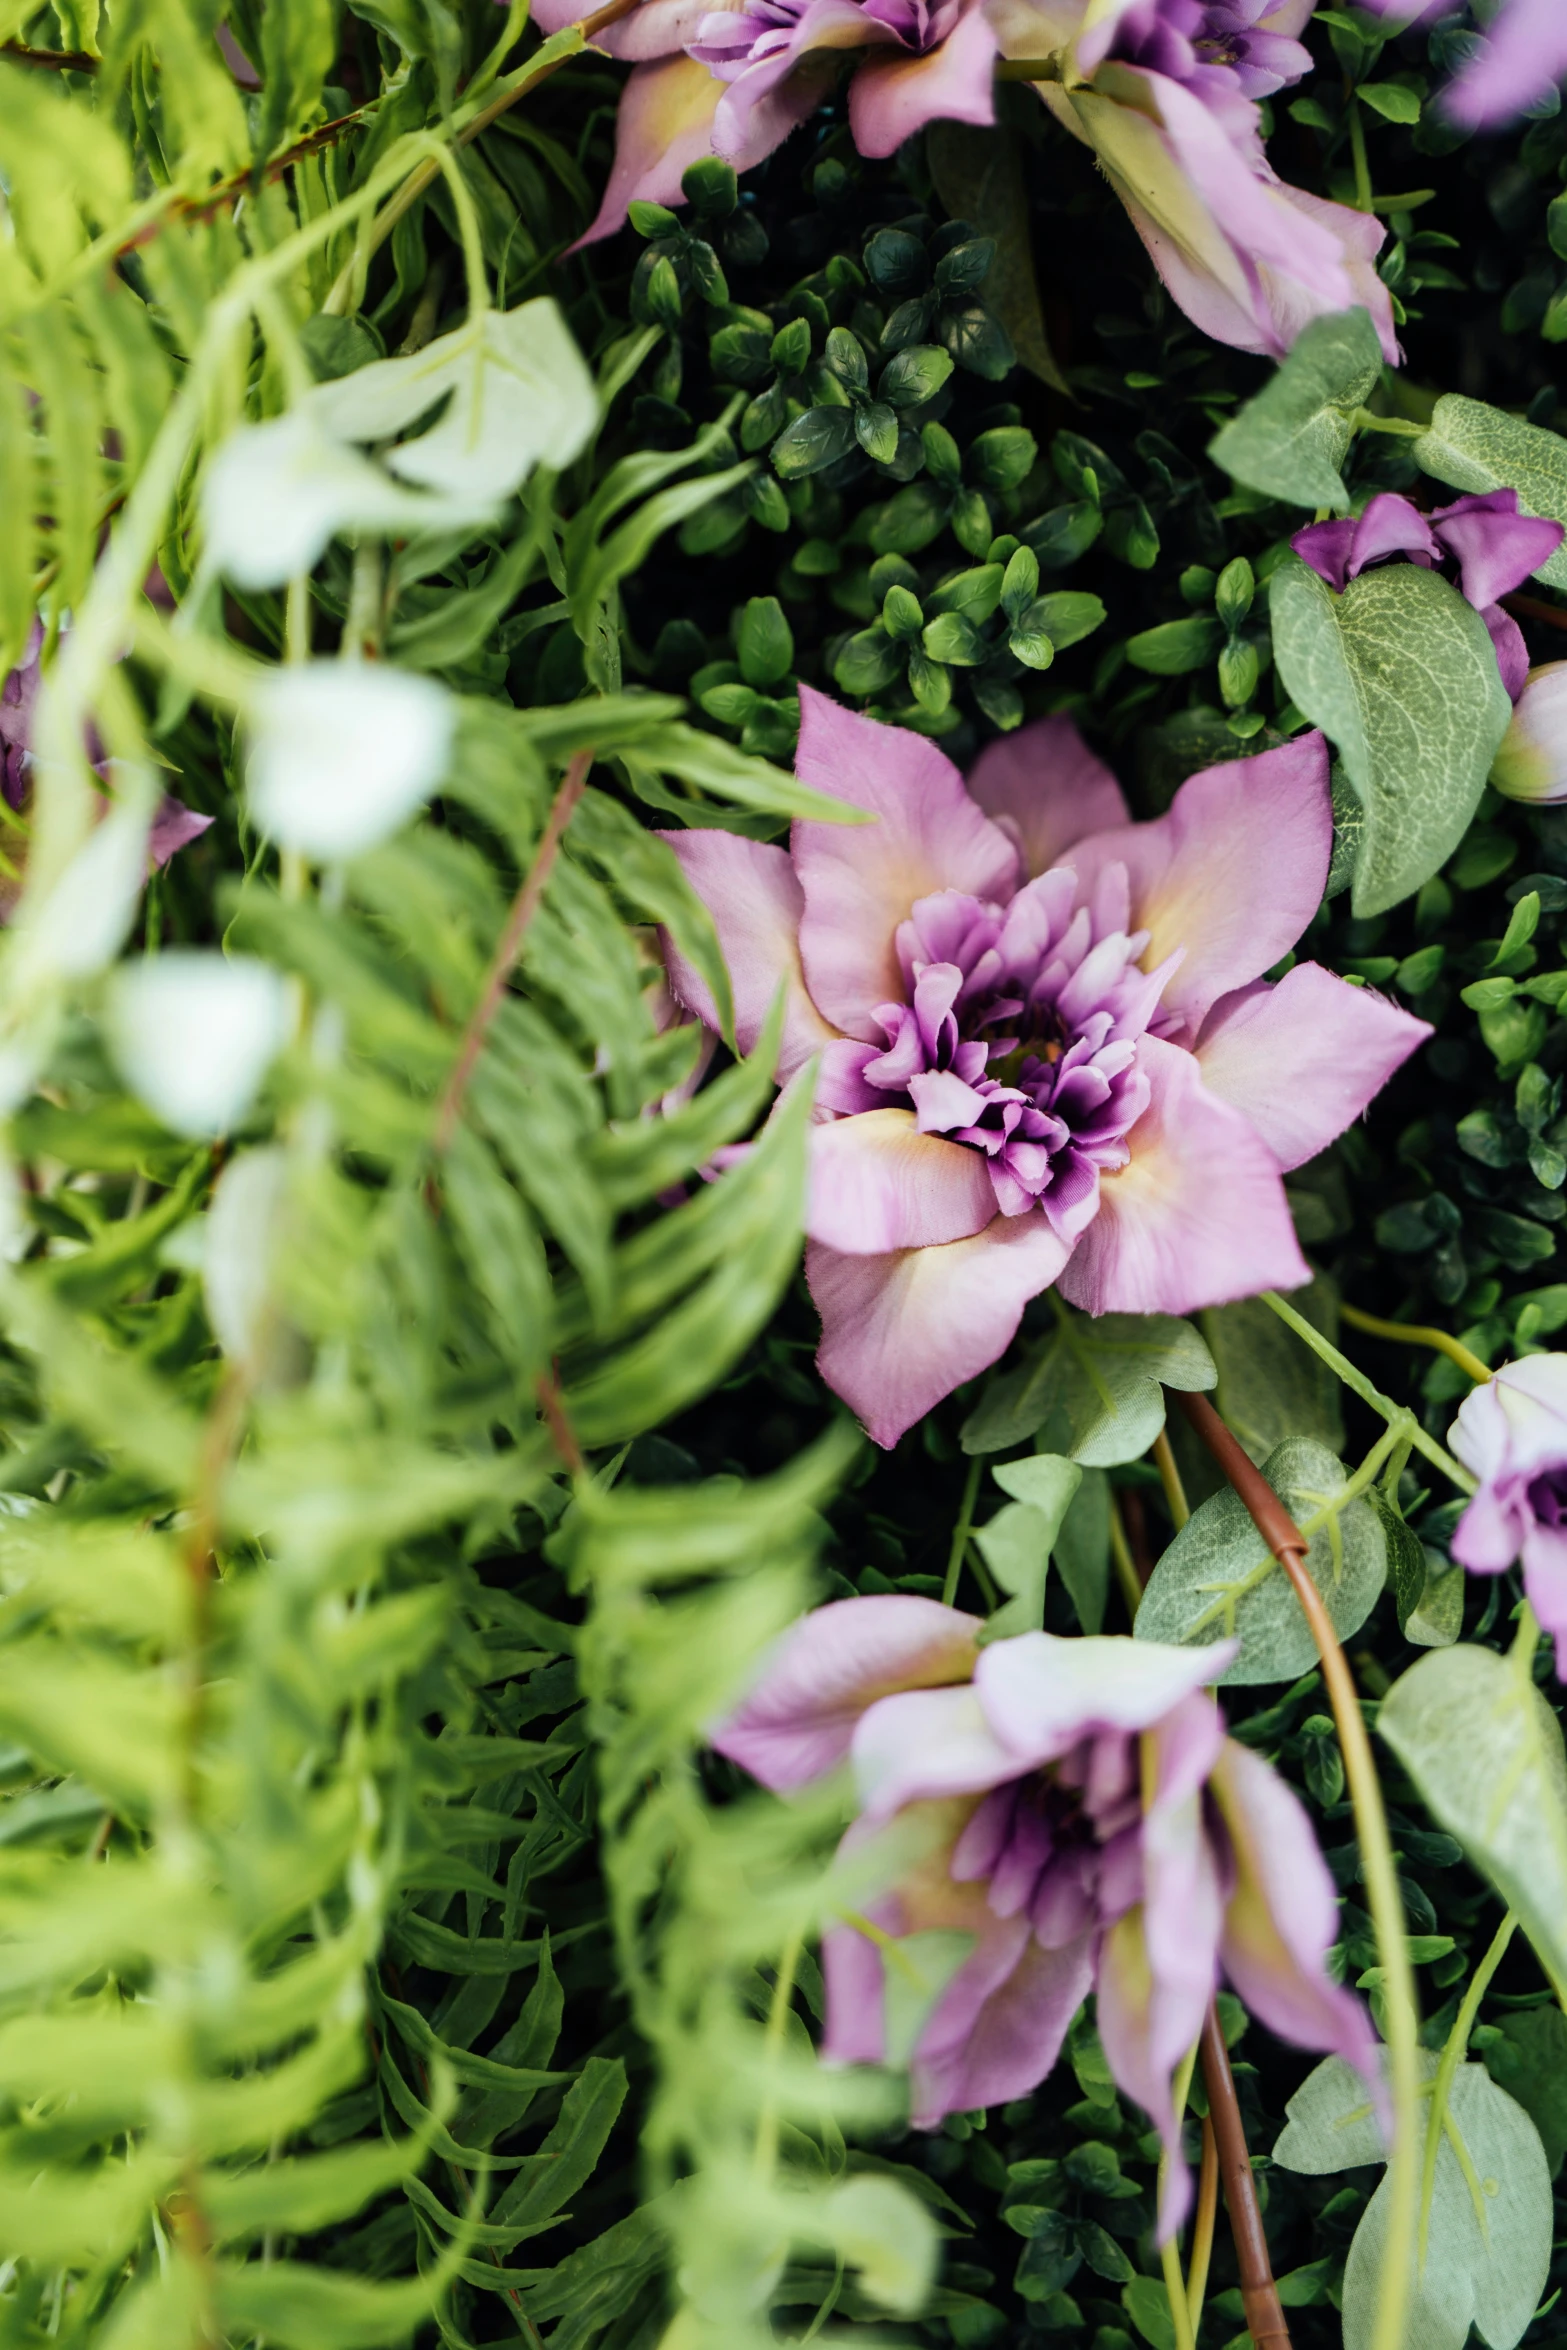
[1262,1293,1476,1495]
[1158,2041,1200,2350]
[943,1457,982,1609]
[1340,1301,1492,1388]
[1348,93,1374,211]
[753,1928,804,2183]
[1418,1912,1517,2272]
[1109,1497,1144,1625]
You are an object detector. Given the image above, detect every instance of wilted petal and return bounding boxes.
[807,1211,1070,1447]
[793,686,1020,1041]
[975,1630,1236,1768]
[245,662,454,859]
[807,1109,999,1252]
[1193,963,1429,1172]
[1059,1035,1309,1316]
[966,715,1130,881]
[1211,1740,1378,2081]
[659,829,839,1073]
[712,1593,981,1790]
[1065,734,1333,1037]
[848,0,998,157]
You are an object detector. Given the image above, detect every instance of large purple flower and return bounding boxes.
[988,0,1399,361]
[1450,1357,1567,1662]
[1293,489,1565,702]
[660,690,1428,1446]
[713,1596,1376,2223]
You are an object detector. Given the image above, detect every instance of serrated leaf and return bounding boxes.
[1209,307,1383,510]
[1417,394,1567,590]
[1378,1643,1567,1997]
[1269,554,1512,915]
[1134,1436,1386,1684]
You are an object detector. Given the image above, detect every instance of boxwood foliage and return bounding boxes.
[4,3,1567,2349]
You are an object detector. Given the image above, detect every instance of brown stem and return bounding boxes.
[2,40,97,69]
[1502,591,1567,634]
[536,1367,584,1476]
[1201,2007,1291,2350]
[432,752,591,1156]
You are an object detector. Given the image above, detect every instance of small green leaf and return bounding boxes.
[1001,544,1040,622]
[824,325,869,392]
[975,1454,1082,1642]
[736,596,794,690]
[1126,615,1225,674]
[1358,78,1421,120]
[882,585,925,642]
[771,406,856,479]
[922,611,985,666]
[1034,591,1106,651]
[879,344,955,409]
[834,626,906,698]
[1208,306,1384,510]
[855,401,900,464]
[771,316,812,373]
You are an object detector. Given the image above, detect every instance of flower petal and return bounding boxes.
[966,715,1130,881]
[1058,1034,1311,1316]
[1433,490,1566,608]
[848,0,998,157]
[1193,962,1429,1173]
[808,1109,999,1252]
[913,1926,1095,2125]
[852,1684,1026,1819]
[974,1630,1237,1767]
[1065,733,1332,1038]
[572,55,726,245]
[1450,1356,1567,1485]
[807,1211,1070,1447]
[1263,183,1399,362]
[659,828,838,1074]
[1445,0,1567,128]
[792,687,1020,1041]
[1211,1740,1379,2079]
[711,1593,982,1790]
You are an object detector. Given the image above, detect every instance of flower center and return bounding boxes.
[858,871,1170,1236]
[950,1733,1146,1949]
[1528,1468,1567,1529]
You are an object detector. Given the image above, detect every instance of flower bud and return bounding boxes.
[1491,662,1567,804]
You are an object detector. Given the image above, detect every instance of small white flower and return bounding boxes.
[108,951,289,1138]
[245,661,454,860]
[202,409,494,591]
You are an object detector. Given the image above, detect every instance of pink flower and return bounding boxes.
[1357,0,1567,129]
[1492,663,1567,807]
[1293,489,1565,703]
[535,0,999,242]
[1450,1357,1567,1661]
[987,0,1399,361]
[659,690,1429,1446]
[713,1595,1376,2221]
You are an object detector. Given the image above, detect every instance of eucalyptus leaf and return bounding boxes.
[1269,554,1513,915]
[1378,1644,1567,1997]
[1417,394,1567,590]
[1201,1287,1344,1463]
[1208,307,1384,511]
[1134,1437,1386,1684]
[976,1454,1081,1642]
[1055,1466,1111,1635]
[961,1311,1216,1464]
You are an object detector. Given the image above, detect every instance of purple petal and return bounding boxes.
[966,715,1131,882]
[1291,517,1356,592]
[1432,490,1565,609]
[1211,1739,1379,2086]
[1193,962,1429,1173]
[1522,1523,1567,1658]
[806,1109,999,1252]
[1345,493,1440,579]
[148,796,213,871]
[847,0,998,156]
[569,55,725,245]
[660,828,841,1075]
[974,1630,1236,1768]
[1058,1034,1311,1316]
[852,1684,1027,1819]
[792,687,1020,1042]
[1444,0,1567,128]
[912,1925,1094,2125]
[806,1210,1070,1448]
[1451,1482,1529,1576]
[1486,604,1531,703]
[710,1594,982,1791]
[1064,732,1332,1039]
[1450,1356,1567,1486]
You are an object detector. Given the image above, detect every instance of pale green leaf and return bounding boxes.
[1417,394,1567,590]
[961,1310,1216,1465]
[1209,308,1383,510]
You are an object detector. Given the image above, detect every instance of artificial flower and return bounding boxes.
[1492,662,1567,806]
[660,690,1428,1446]
[713,1596,1376,2221]
[1449,1356,1567,1660]
[1357,0,1567,129]
[985,0,1399,361]
[535,0,1000,242]
[1293,488,1565,702]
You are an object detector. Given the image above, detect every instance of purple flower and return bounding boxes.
[1357,0,1567,130]
[660,690,1429,1446]
[713,1595,1376,2222]
[1450,1357,1567,1659]
[988,0,1399,361]
[1292,489,1565,702]
[534,0,998,242]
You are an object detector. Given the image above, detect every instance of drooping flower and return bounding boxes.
[713,1596,1376,2220]
[1492,663,1567,806]
[1292,489,1565,702]
[985,0,1399,361]
[1449,1358,1567,1661]
[536,0,999,241]
[660,690,1428,1446]
[1356,0,1567,129]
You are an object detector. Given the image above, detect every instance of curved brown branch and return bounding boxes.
[1,40,97,70]
[1201,2006,1291,2350]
